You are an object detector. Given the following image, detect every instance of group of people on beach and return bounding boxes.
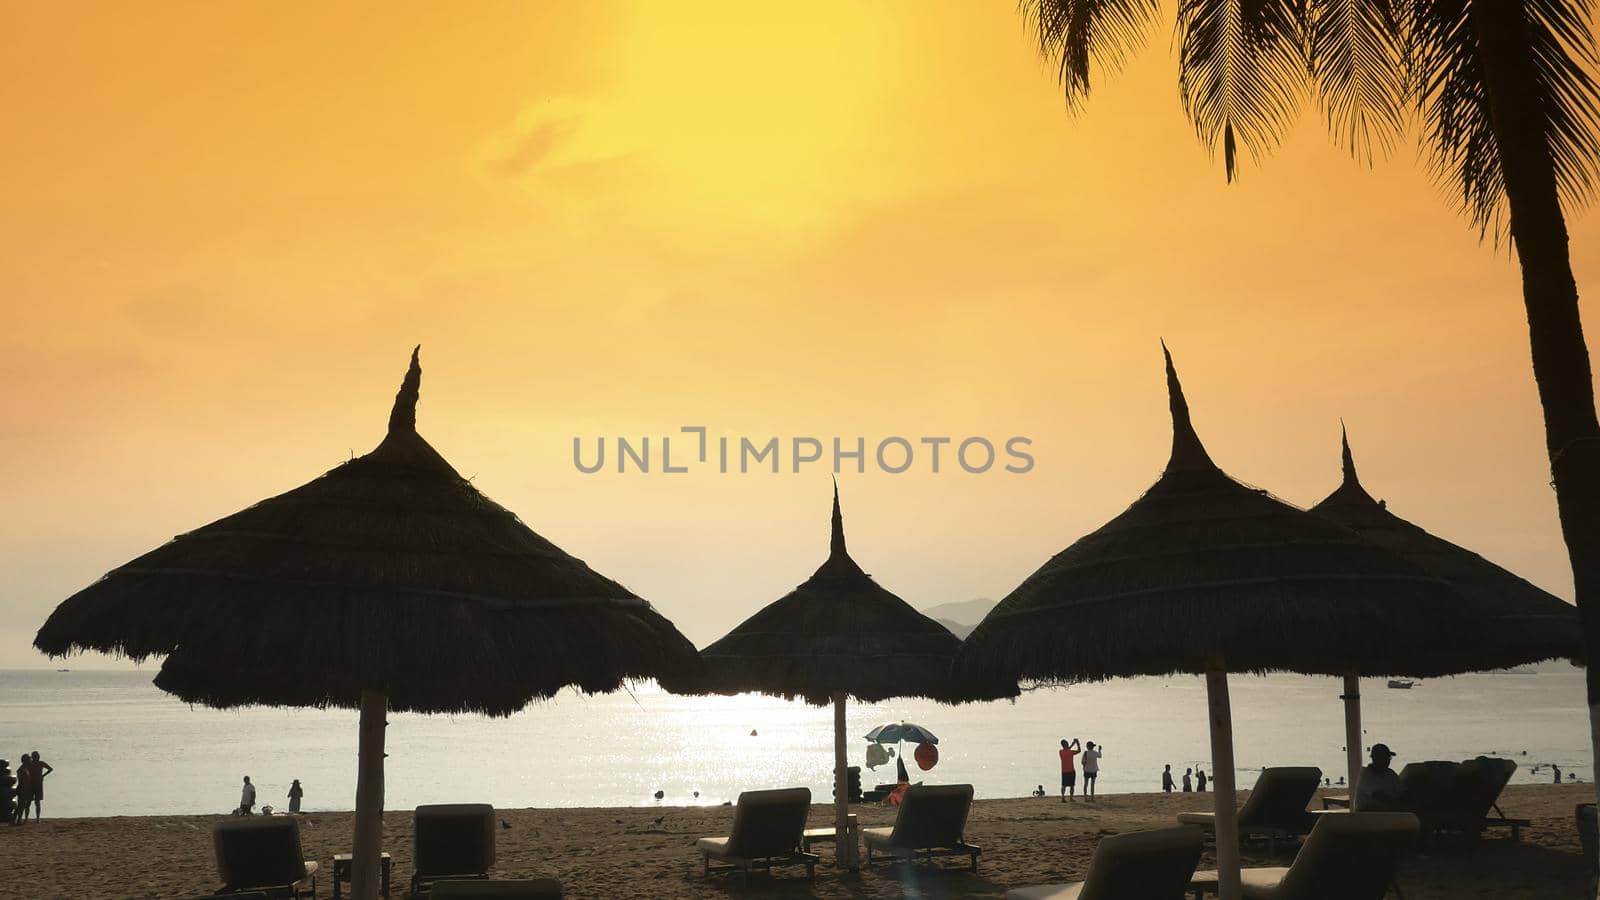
[1057,737,1102,801]
[1160,764,1208,793]
[236,776,304,816]
[9,751,53,824]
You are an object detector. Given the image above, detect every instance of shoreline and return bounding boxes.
[2,784,1590,898]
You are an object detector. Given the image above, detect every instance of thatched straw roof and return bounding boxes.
[696,485,1012,706]
[1310,426,1582,665]
[956,346,1478,684]
[34,348,701,715]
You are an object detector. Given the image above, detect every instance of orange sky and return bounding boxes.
[2,2,1596,667]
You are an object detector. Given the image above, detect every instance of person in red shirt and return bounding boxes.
[1058,738,1081,802]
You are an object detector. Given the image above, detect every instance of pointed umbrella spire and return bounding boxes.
[818,479,865,578]
[831,476,846,557]
[388,345,422,434]
[1322,422,1378,508]
[1341,420,1359,486]
[1162,341,1217,472]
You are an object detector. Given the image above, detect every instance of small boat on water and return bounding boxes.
[1387,679,1415,689]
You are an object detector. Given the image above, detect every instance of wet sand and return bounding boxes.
[1,784,1588,898]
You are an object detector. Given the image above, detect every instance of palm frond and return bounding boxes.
[1307,0,1408,162]
[1178,0,1311,179]
[1022,0,1162,112]
[1523,0,1600,209]
[1410,0,1600,235]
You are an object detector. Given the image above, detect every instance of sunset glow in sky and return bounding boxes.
[3,2,1596,667]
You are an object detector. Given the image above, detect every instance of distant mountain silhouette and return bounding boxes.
[922,599,997,638]
[934,618,974,639]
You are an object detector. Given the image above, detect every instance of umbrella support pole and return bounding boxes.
[351,689,387,900]
[1206,669,1241,900]
[833,693,857,870]
[1342,674,1362,803]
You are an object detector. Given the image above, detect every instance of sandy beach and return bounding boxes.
[2,784,1589,899]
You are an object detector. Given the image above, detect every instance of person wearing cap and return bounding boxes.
[1355,743,1403,811]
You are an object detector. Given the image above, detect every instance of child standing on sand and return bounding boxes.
[1197,769,1208,792]
[288,779,304,814]
[13,753,32,824]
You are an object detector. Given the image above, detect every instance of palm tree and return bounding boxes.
[1018,1,1599,896]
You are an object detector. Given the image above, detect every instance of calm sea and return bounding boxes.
[0,668,1589,818]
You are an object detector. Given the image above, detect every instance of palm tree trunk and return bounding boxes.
[1470,0,1600,889]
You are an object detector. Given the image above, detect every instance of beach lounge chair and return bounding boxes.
[1186,811,1418,900]
[1177,767,1322,854]
[212,817,320,898]
[1005,825,1205,900]
[429,880,563,899]
[410,804,496,896]
[862,783,981,871]
[696,787,818,884]
[1451,757,1528,839]
[1397,757,1527,841]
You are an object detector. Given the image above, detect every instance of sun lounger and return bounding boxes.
[696,787,818,884]
[1177,767,1322,854]
[1452,757,1528,839]
[411,803,496,896]
[429,880,563,899]
[1186,812,1418,900]
[862,783,981,872]
[1396,758,1527,840]
[1005,825,1204,900]
[212,817,320,899]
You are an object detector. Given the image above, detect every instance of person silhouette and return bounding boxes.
[27,752,51,820]
[239,776,256,815]
[1059,739,1080,802]
[288,779,304,814]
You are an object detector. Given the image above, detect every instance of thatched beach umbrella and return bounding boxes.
[34,348,701,900]
[1311,425,1583,793]
[955,346,1466,900]
[694,484,1008,868]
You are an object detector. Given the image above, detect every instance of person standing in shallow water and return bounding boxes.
[1059,738,1080,802]
[288,779,304,814]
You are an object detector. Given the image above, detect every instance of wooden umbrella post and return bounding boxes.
[833,693,857,869]
[351,689,387,900]
[1342,673,1362,804]
[1206,669,1241,900]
